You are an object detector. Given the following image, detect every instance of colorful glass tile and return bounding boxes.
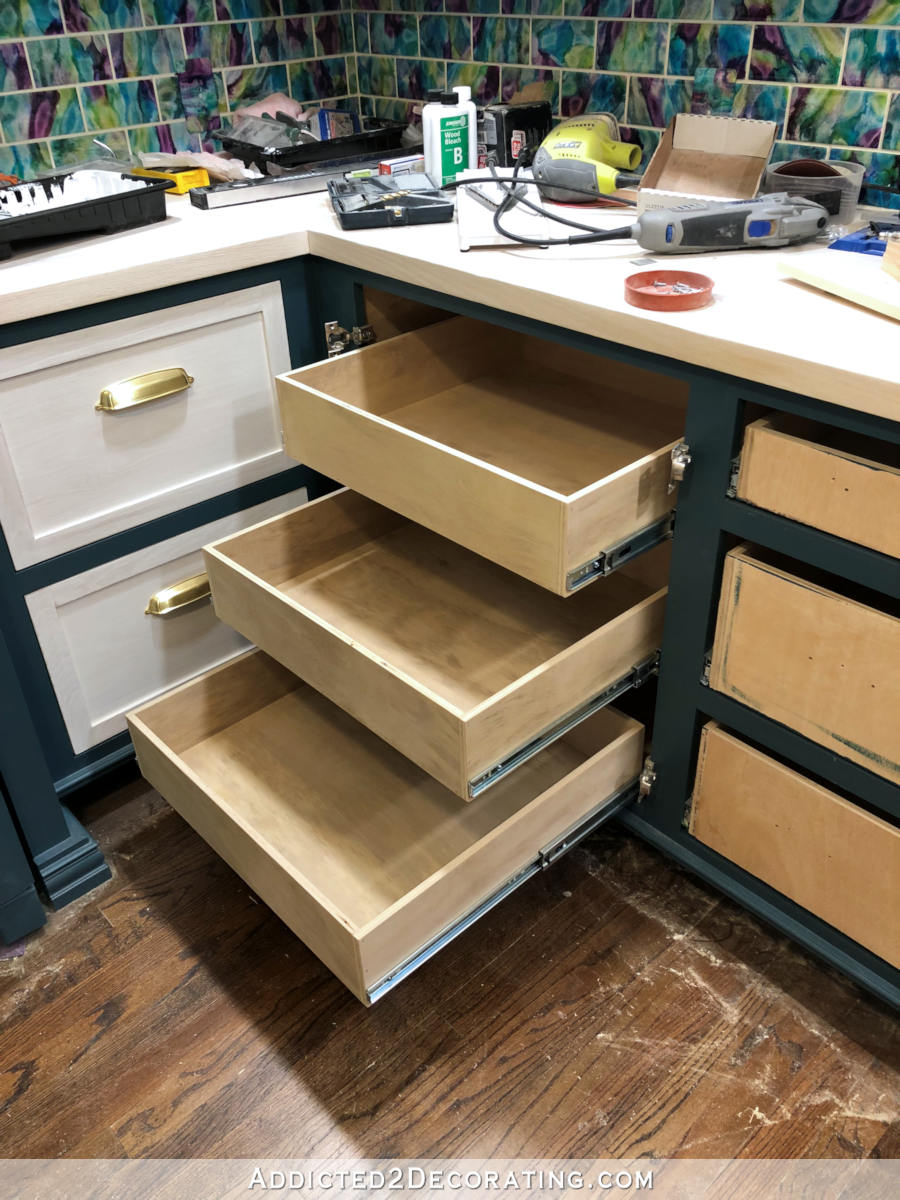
[751,24,844,83]
[253,18,314,62]
[501,65,559,106]
[130,121,198,154]
[61,1,143,33]
[560,69,626,117]
[713,0,801,17]
[28,35,110,87]
[224,63,289,107]
[844,29,900,89]
[0,85,82,138]
[316,13,355,55]
[473,17,532,63]
[533,18,596,68]
[447,61,501,103]
[787,86,887,148]
[110,28,187,77]
[355,53,397,97]
[668,23,753,76]
[596,21,668,73]
[0,139,53,178]
[81,80,158,129]
[803,0,900,24]
[420,16,473,59]
[628,75,693,125]
[50,127,129,165]
[564,0,631,14]
[370,14,419,56]
[396,56,446,97]
[0,44,33,93]
[143,1,215,24]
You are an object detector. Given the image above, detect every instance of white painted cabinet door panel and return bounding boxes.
[25,488,307,755]
[0,283,293,568]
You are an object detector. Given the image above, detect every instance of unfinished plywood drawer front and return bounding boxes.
[26,488,307,754]
[0,284,292,568]
[692,723,900,967]
[128,651,644,1004]
[737,414,900,559]
[709,547,900,785]
[204,489,668,799]
[277,318,687,595]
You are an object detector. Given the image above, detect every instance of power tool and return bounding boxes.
[630,195,829,252]
[532,114,643,201]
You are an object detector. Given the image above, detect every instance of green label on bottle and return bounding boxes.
[439,113,468,185]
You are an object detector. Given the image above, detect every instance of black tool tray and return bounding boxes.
[0,170,168,259]
[214,115,406,173]
[327,176,453,229]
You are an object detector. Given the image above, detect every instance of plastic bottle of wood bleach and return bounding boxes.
[423,90,475,187]
[452,86,478,172]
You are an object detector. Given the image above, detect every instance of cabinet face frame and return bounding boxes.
[277,317,686,595]
[0,283,293,569]
[128,650,644,1004]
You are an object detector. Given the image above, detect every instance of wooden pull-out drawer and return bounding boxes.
[737,414,900,559]
[691,723,899,968]
[204,489,667,799]
[0,284,292,568]
[128,651,644,1004]
[276,317,687,595]
[26,489,307,755]
[709,546,900,785]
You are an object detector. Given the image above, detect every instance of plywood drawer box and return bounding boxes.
[691,723,900,968]
[737,414,900,559]
[204,489,668,799]
[0,284,292,568]
[709,546,900,785]
[26,489,306,754]
[128,651,644,1004]
[276,317,687,595]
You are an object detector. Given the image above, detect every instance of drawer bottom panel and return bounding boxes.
[129,651,644,1004]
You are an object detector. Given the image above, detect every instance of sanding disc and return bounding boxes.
[625,269,714,311]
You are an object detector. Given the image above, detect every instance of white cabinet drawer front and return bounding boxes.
[0,284,292,568]
[129,650,644,1004]
[26,488,307,755]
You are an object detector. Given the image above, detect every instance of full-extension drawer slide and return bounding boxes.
[468,652,659,799]
[366,779,639,1003]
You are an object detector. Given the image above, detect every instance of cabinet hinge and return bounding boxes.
[668,441,692,493]
[700,653,712,686]
[726,453,742,499]
[682,792,694,829]
[638,755,657,801]
[324,320,376,358]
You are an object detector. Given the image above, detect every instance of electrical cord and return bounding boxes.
[469,159,635,247]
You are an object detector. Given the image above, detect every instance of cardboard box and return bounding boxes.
[638,113,776,214]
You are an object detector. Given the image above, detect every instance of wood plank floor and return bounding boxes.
[1,767,897,1159]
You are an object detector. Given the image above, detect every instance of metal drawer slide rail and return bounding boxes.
[366,778,639,1003]
[566,511,675,593]
[468,652,659,799]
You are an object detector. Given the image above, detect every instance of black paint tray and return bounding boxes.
[0,169,169,259]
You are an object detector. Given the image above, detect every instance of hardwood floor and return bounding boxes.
[1,767,897,1160]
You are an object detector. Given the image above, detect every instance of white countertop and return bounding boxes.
[2,190,897,422]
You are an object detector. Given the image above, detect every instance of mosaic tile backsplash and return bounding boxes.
[2,0,899,206]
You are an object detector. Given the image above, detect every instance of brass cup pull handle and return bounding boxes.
[145,573,211,616]
[96,367,194,412]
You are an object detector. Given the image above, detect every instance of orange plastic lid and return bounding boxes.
[625,269,714,311]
